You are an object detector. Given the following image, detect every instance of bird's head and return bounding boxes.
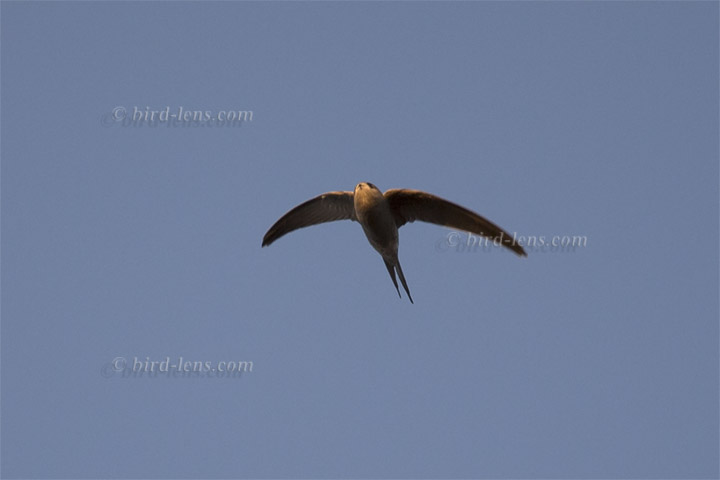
[355,182,379,193]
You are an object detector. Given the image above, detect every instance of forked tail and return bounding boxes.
[395,260,413,304]
[383,258,413,304]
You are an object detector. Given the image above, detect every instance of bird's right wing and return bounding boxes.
[262,191,356,247]
[384,189,526,257]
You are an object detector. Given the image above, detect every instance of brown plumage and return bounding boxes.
[262,182,526,303]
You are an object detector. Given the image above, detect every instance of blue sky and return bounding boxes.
[2,2,718,478]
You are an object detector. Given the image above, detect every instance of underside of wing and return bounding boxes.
[384,189,526,256]
[262,191,356,247]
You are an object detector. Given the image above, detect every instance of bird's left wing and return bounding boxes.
[384,189,526,257]
[262,191,356,247]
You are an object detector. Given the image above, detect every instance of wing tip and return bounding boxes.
[501,237,527,257]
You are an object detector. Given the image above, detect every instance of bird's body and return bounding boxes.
[353,183,411,301]
[262,182,526,303]
[354,183,398,257]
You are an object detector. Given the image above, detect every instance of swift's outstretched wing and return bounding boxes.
[262,191,356,247]
[384,189,526,257]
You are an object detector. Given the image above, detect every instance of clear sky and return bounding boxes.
[2,2,718,478]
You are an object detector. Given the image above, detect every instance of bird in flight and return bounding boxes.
[262,182,526,303]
